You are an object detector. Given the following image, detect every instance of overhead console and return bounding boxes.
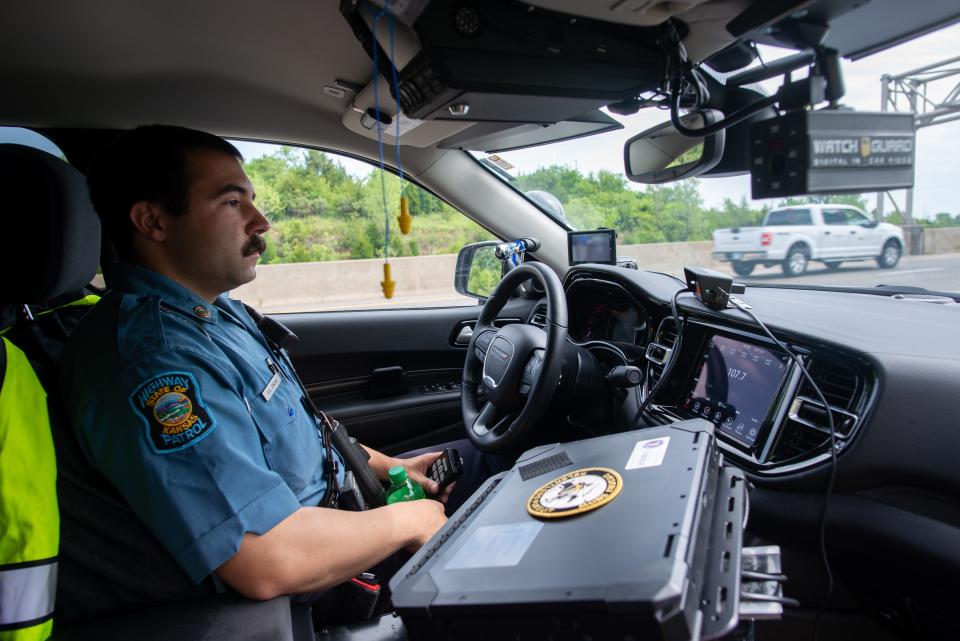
[645,315,877,475]
[341,0,671,125]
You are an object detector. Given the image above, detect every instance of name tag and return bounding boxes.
[261,372,282,401]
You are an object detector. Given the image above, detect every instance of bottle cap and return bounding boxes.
[388,465,408,484]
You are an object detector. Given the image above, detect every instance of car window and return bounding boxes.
[766,209,811,225]
[844,209,870,225]
[0,127,66,159]
[822,210,848,225]
[227,142,495,313]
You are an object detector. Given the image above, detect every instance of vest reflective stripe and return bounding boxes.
[0,294,100,337]
[34,294,101,317]
[0,338,58,640]
[0,561,57,627]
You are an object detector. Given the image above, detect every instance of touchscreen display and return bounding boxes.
[568,229,616,265]
[683,335,789,446]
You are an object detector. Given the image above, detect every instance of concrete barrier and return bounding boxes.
[233,240,729,312]
[923,227,960,254]
[122,229,958,313]
[618,240,727,273]
[232,254,473,313]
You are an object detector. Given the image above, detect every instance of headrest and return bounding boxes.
[0,144,101,304]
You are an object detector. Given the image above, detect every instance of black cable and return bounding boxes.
[670,81,778,137]
[635,288,686,425]
[726,297,837,641]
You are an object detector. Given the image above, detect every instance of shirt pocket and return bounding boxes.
[247,371,324,495]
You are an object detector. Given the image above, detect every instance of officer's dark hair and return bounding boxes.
[88,125,243,262]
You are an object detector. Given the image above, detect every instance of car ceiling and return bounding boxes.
[1,1,407,167]
[3,0,958,174]
[0,0,734,179]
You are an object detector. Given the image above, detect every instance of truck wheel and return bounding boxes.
[731,261,755,276]
[782,246,809,277]
[876,239,901,269]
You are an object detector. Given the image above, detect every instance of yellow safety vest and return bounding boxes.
[0,337,58,641]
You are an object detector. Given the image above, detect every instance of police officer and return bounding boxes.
[59,126,455,604]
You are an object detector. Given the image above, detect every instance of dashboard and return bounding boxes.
[551,266,958,485]
[539,265,960,635]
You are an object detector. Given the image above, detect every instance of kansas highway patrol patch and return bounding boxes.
[527,467,623,519]
[129,371,217,453]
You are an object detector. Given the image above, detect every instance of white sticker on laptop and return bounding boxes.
[625,436,670,470]
[444,522,543,570]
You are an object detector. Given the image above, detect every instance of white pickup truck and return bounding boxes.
[712,204,905,277]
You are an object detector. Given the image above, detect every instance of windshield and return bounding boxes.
[470,24,960,295]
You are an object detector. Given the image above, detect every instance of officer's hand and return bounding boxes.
[398,451,454,501]
[402,499,447,551]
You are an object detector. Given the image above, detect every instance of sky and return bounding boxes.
[235,21,960,220]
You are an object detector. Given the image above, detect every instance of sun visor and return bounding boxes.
[341,0,669,125]
[437,110,622,153]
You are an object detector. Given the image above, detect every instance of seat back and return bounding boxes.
[0,144,100,640]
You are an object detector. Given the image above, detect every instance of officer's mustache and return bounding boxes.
[243,235,267,257]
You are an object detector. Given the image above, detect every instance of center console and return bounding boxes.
[643,317,868,473]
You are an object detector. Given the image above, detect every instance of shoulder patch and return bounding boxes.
[129,371,217,454]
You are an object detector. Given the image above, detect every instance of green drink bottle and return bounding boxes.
[386,465,426,504]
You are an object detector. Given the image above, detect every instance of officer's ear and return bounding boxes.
[129,201,169,242]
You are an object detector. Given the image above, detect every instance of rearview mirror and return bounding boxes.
[623,109,725,184]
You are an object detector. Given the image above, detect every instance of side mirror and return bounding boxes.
[623,109,725,184]
[454,241,505,301]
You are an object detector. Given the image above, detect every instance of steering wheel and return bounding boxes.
[461,262,568,453]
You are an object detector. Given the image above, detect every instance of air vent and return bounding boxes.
[647,318,678,386]
[770,358,864,463]
[528,304,547,328]
[804,360,860,412]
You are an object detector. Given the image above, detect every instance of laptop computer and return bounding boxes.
[390,419,746,641]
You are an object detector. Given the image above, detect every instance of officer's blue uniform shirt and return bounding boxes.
[60,263,345,584]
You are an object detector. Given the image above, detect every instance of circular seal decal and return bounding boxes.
[153,391,194,428]
[527,467,623,519]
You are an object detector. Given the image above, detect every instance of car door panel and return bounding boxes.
[276,298,537,452]
[822,208,853,257]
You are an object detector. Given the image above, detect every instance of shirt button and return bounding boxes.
[288,407,295,417]
[193,305,211,318]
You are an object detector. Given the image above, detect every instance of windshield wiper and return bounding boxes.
[874,285,958,304]
[743,282,960,302]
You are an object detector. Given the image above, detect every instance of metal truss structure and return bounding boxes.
[878,55,960,224]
